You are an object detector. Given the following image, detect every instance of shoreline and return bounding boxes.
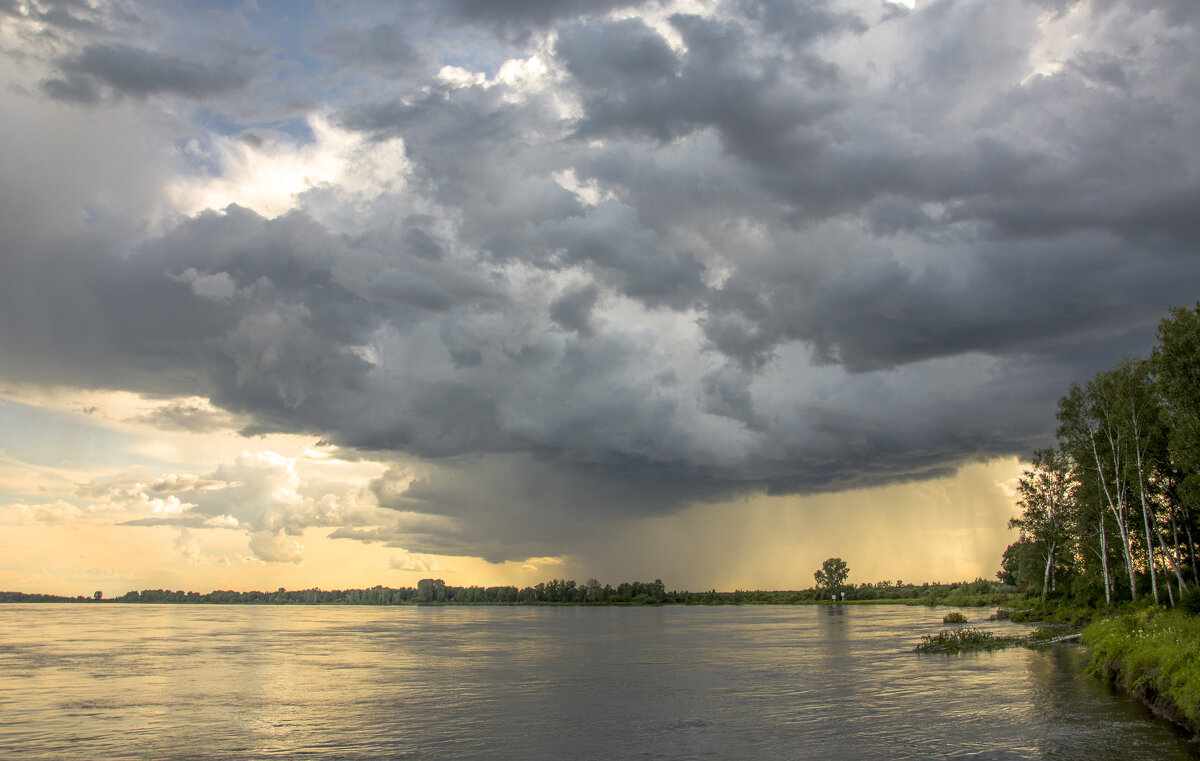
[0,597,983,607]
[1083,609,1200,743]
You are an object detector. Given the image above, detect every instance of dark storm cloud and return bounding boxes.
[4,0,1200,560]
[133,402,235,434]
[356,454,748,562]
[434,0,644,40]
[44,43,256,102]
[338,81,578,231]
[734,0,867,43]
[1145,0,1200,26]
[315,21,421,74]
[0,207,371,403]
[39,73,102,103]
[403,227,444,261]
[539,203,706,307]
[703,230,1200,372]
[557,17,679,88]
[549,284,599,337]
[561,13,845,162]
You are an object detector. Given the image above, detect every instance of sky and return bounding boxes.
[1,0,1198,597]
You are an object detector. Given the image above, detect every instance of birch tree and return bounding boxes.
[1008,447,1077,602]
[1110,357,1162,604]
[1057,385,1111,603]
[1155,303,1200,588]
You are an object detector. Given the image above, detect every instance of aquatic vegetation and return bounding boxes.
[915,623,1082,653]
[942,611,968,624]
[914,627,1026,653]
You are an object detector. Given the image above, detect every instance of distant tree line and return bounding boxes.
[0,592,95,603]
[1002,303,1200,607]
[0,578,1012,606]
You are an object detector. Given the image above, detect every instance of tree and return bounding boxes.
[1008,447,1077,601]
[1000,303,1200,609]
[1155,302,1200,481]
[416,578,446,602]
[582,578,603,602]
[1059,374,1140,600]
[998,538,1043,588]
[1057,384,1115,603]
[1155,303,1200,588]
[814,557,849,598]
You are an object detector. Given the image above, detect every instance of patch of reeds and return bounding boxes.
[914,627,1026,653]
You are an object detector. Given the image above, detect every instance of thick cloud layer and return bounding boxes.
[2,0,1197,562]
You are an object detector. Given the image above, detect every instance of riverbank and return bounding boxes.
[1084,608,1200,741]
[911,599,1200,740]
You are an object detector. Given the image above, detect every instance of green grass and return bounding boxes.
[1083,609,1200,729]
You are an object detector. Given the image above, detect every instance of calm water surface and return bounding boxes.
[0,604,1195,760]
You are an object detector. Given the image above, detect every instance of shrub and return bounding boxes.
[943,611,968,624]
[1179,587,1200,616]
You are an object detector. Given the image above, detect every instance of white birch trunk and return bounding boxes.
[1042,538,1055,602]
[1156,521,1188,592]
[1100,510,1111,604]
[1132,428,1159,605]
[1093,425,1136,599]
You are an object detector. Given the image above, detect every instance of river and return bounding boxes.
[0,603,1195,760]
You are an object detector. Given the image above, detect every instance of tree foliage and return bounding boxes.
[1008,447,1077,601]
[1003,303,1200,607]
[814,557,850,597]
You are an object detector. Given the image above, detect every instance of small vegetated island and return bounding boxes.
[4,304,1200,737]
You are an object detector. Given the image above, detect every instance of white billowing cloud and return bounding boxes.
[437,65,487,89]
[58,447,392,562]
[174,528,231,565]
[202,451,357,537]
[248,529,304,564]
[0,501,86,525]
[169,116,410,224]
[520,556,567,572]
[389,550,442,572]
[141,493,193,516]
[204,514,241,529]
[437,54,553,97]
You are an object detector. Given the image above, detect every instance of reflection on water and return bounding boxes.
[0,604,1195,760]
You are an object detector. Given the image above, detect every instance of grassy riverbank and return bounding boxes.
[916,596,1200,740]
[1084,608,1200,739]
